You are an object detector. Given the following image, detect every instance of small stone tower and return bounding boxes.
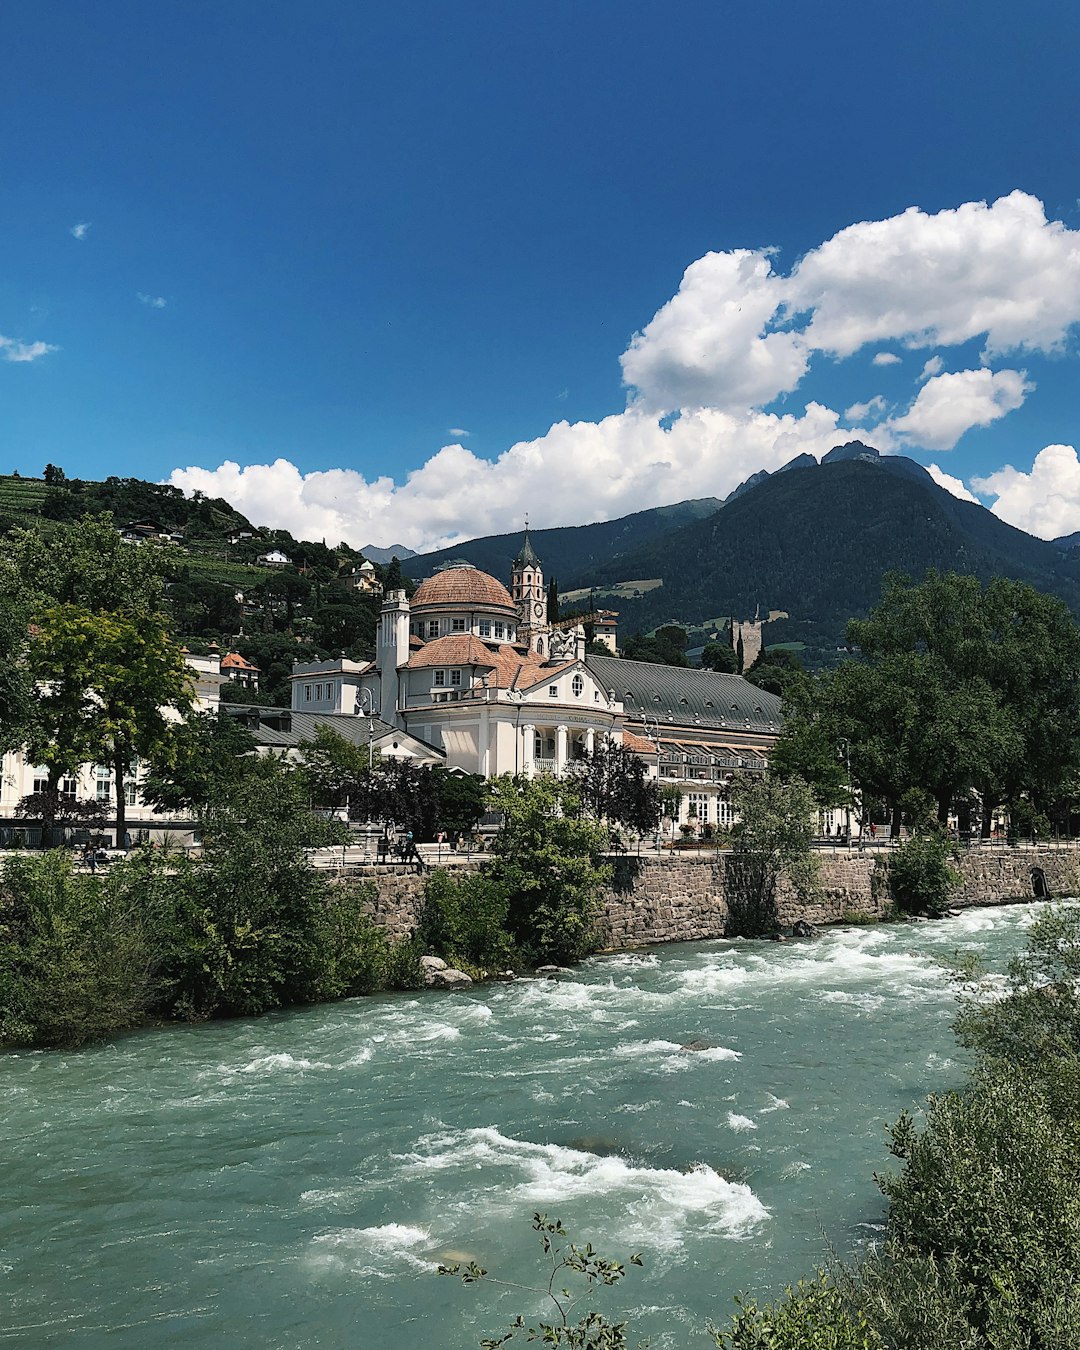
[376,588,410,723]
[729,615,764,672]
[511,526,549,656]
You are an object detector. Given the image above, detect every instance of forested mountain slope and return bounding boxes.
[402,497,723,585]
[582,454,1080,658]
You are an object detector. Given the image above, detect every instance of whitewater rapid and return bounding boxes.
[0,903,1057,1349]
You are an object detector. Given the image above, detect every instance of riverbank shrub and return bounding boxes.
[0,851,154,1047]
[724,774,819,936]
[418,869,516,973]
[486,776,612,965]
[886,828,960,917]
[707,904,1080,1348]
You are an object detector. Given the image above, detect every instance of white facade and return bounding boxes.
[0,650,225,843]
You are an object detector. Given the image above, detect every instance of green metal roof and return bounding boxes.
[221,705,445,757]
[585,654,782,732]
[512,526,542,568]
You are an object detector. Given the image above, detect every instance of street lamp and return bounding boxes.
[355,689,377,851]
[838,738,852,849]
[644,714,662,852]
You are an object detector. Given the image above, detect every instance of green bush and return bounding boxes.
[0,851,154,1047]
[886,828,959,917]
[878,1068,1080,1344]
[315,880,388,998]
[418,869,516,972]
[383,935,426,990]
[712,1272,880,1348]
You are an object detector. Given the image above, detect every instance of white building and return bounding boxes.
[290,533,781,830]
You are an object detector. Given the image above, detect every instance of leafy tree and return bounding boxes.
[885,827,960,918]
[0,585,34,754]
[440,1212,642,1350]
[353,758,441,838]
[154,757,348,1018]
[296,723,376,811]
[140,710,256,813]
[487,776,612,965]
[30,604,193,845]
[620,624,690,667]
[700,641,738,673]
[433,770,488,837]
[42,463,67,487]
[0,851,154,1047]
[383,555,404,591]
[547,577,560,624]
[745,647,804,697]
[567,739,661,838]
[724,774,819,935]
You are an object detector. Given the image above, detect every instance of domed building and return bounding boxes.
[290,532,782,831]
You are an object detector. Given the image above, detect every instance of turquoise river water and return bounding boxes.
[1,903,1053,1349]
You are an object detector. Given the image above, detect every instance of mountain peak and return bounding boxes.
[821,440,881,465]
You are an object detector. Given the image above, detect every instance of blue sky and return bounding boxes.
[4,1,1080,548]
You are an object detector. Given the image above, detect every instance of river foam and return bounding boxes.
[397,1126,768,1249]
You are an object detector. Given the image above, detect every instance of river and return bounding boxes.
[1,903,1051,1348]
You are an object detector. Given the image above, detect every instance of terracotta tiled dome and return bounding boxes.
[411,565,516,611]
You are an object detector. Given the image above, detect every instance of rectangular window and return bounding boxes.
[450,669,462,686]
[451,618,466,632]
[687,793,710,823]
[478,619,492,637]
[428,621,440,639]
[494,622,505,639]
[548,684,558,698]
[434,671,446,686]
[304,685,311,702]
[125,779,139,807]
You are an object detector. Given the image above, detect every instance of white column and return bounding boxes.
[584,727,595,756]
[521,724,534,778]
[555,724,569,774]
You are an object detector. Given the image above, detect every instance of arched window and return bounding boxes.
[536,637,544,654]
[572,674,584,697]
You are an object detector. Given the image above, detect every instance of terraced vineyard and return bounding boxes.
[0,476,50,513]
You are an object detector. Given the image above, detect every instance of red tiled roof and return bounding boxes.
[407,634,498,669]
[621,730,657,755]
[221,652,259,671]
[411,566,516,611]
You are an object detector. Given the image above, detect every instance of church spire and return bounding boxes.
[511,519,548,655]
[513,518,541,568]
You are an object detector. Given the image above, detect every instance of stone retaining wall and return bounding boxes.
[352,847,1080,949]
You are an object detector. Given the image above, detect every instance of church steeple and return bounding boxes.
[511,521,548,655]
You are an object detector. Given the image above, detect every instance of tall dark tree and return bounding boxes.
[547,578,560,624]
[567,740,661,837]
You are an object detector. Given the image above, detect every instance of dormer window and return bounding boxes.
[434,671,446,687]
[450,670,462,686]
[479,619,492,637]
[427,621,440,639]
[494,622,505,639]
[451,618,466,632]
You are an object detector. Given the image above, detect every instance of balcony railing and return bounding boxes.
[533,757,557,774]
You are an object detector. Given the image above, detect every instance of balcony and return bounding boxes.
[532,757,557,775]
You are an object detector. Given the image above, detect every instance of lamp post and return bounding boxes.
[645,714,662,852]
[355,689,377,853]
[838,738,852,850]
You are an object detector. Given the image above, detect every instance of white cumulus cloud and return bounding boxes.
[0,334,58,363]
[70,222,91,240]
[168,191,1080,548]
[884,368,1031,451]
[448,428,470,438]
[919,355,943,381]
[973,445,1080,540]
[926,463,980,504]
[843,395,888,424]
[137,293,167,309]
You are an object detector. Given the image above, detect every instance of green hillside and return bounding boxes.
[583,454,1080,661]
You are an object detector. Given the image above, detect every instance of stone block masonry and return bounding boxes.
[354,847,1080,951]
